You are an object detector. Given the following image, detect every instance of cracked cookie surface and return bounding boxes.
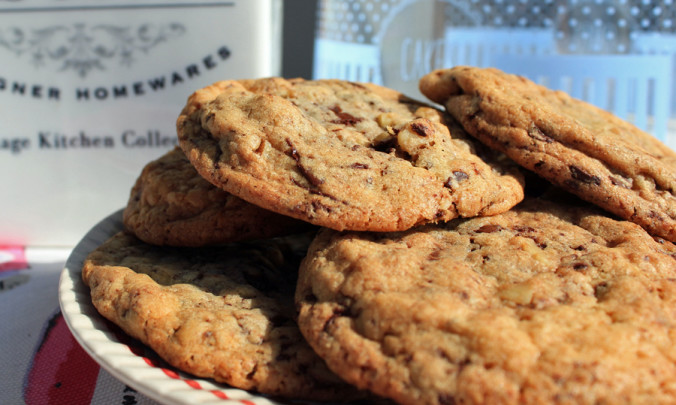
[82,231,364,400]
[296,195,676,405]
[419,66,676,242]
[123,147,308,247]
[176,78,524,232]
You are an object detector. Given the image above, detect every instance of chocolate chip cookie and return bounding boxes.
[176,78,524,232]
[419,66,676,242]
[82,231,364,400]
[123,147,308,247]
[296,195,676,405]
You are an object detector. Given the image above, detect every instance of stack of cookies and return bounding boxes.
[82,67,676,405]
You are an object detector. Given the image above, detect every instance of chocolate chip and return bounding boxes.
[476,224,503,233]
[246,364,258,380]
[512,225,536,234]
[373,137,397,154]
[428,250,442,261]
[443,171,470,189]
[609,175,631,189]
[329,105,362,126]
[286,138,300,161]
[569,165,601,186]
[286,139,325,187]
[299,165,325,187]
[528,124,554,143]
[438,394,457,405]
[410,120,434,137]
[311,200,332,213]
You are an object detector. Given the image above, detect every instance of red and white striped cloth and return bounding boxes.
[1,246,161,405]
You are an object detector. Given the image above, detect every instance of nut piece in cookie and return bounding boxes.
[176,78,524,232]
[420,66,676,242]
[296,195,676,405]
[123,147,309,247]
[82,231,367,401]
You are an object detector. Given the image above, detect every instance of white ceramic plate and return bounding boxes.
[58,210,286,405]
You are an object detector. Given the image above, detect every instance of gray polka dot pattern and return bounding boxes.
[316,0,675,54]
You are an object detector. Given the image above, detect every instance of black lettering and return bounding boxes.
[0,79,59,100]
[149,129,175,147]
[37,131,114,149]
[133,82,144,95]
[94,87,108,100]
[48,87,60,100]
[121,129,135,146]
[203,55,216,69]
[0,137,30,154]
[147,77,165,91]
[12,82,26,94]
[218,46,231,60]
[76,88,89,100]
[171,72,184,85]
[38,132,52,148]
[17,138,29,153]
[79,132,95,147]
[113,86,128,98]
[121,129,176,148]
[186,64,199,78]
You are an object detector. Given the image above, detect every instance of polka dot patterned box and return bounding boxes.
[313,0,676,147]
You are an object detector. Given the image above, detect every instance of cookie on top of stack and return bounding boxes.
[82,69,676,405]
